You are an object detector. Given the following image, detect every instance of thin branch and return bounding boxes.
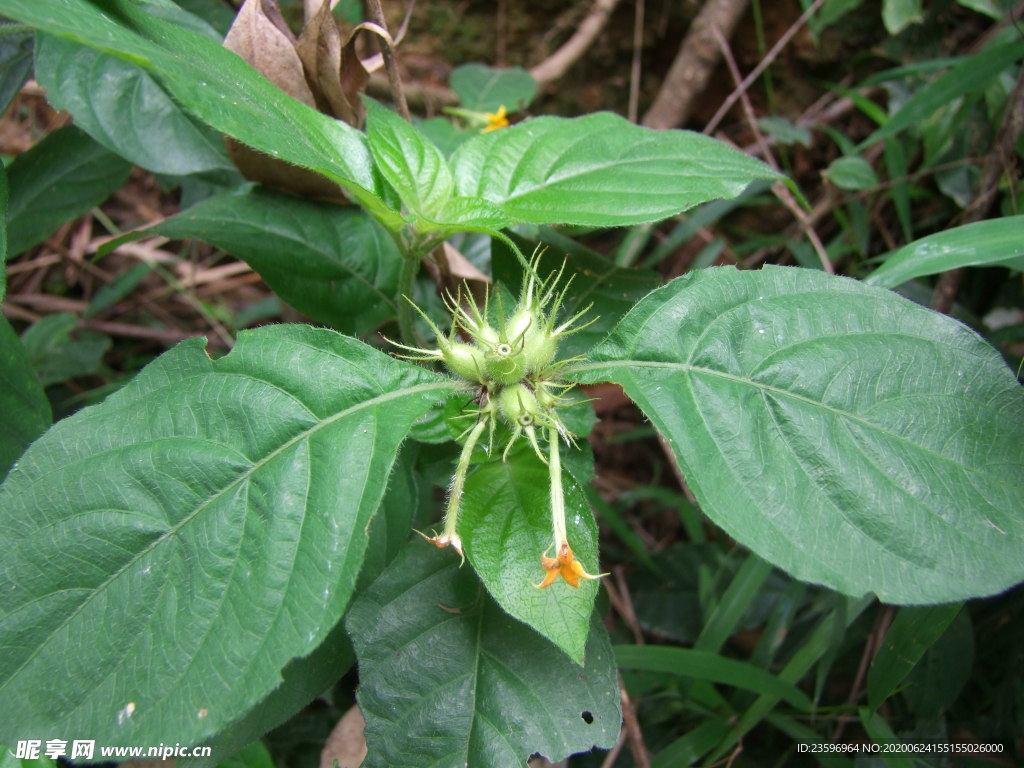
[530,0,623,87]
[365,0,410,121]
[642,0,750,129]
[704,0,826,135]
[627,0,645,123]
[711,26,833,274]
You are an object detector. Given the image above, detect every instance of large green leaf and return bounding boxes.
[34,33,235,175]
[347,541,621,768]
[139,185,401,334]
[0,0,397,224]
[179,448,419,768]
[0,325,455,745]
[365,98,454,220]
[570,266,1024,604]
[5,124,132,256]
[460,455,601,665]
[451,112,780,226]
[0,317,51,480]
[865,216,1024,288]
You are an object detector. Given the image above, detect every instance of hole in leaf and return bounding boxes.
[581,710,594,724]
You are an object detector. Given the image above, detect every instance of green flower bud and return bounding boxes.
[441,340,486,383]
[522,324,557,374]
[499,383,540,428]
[485,341,526,385]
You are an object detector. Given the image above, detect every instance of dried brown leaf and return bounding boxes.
[224,0,316,108]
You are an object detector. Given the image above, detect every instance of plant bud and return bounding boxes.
[485,341,526,385]
[504,307,534,344]
[499,383,540,427]
[442,340,486,382]
[522,324,558,374]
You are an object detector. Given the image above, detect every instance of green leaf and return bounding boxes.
[181,621,354,768]
[179,445,416,766]
[0,744,58,768]
[900,608,974,718]
[865,216,1024,288]
[570,266,1024,604]
[365,98,453,219]
[824,156,878,190]
[5,124,132,256]
[450,63,537,113]
[867,603,962,710]
[34,33,235,175]
[615,645,813,711]
[859,40,1024,149]
[0,0,396,223]
[347,541,621,768]
[0,325,455,746]
[451,112,781,226]
[0,163,6,303]
[0,317,51,480]
[0,24,33,114]
[460,455,601,664]
[209,740,275,768]
[882,0,923,34]
[137,185,402,334]
[757,117,812,148]
[20,312,111,387]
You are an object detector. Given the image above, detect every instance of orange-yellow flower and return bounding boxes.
[535,540,603,589]
[482,105,509,133]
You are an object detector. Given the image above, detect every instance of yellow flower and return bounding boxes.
[535,540,603,589]
[482,105,509,133]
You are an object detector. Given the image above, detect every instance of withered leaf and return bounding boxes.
[224,0,315,108]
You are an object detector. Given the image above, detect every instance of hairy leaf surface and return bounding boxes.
[571,266,1024,603]
[460,456,601,664]
[451,112,780,226]
[35,33,234,175]
[0,326,454,745]
[348,542,620,768]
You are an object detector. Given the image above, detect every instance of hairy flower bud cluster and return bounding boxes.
[391,253,603,590]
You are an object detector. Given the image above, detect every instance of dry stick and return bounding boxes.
[704,0,826,135]
[530,0,623,87]
[597,729,627,768]
[627,0,645,123]
[642,0,750,129]
[365,0,410,121]
[711,26,834,274]
[932,64,1024,314]
[832,605,894,743]
[619,674,651,768]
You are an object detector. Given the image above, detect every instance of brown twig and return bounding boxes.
[711,26,834,274]
[530,0,623,87]
[627,0,645,123]
[832,604,893,742]
[704,0,826,135]
[932,65,1024,313]
[365,0,410,121]
[619,674,651,768]
[642,0,750,129]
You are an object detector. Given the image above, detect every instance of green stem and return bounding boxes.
[443,419,488,539]
[396,252,420,346]
[548,424,566,547]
